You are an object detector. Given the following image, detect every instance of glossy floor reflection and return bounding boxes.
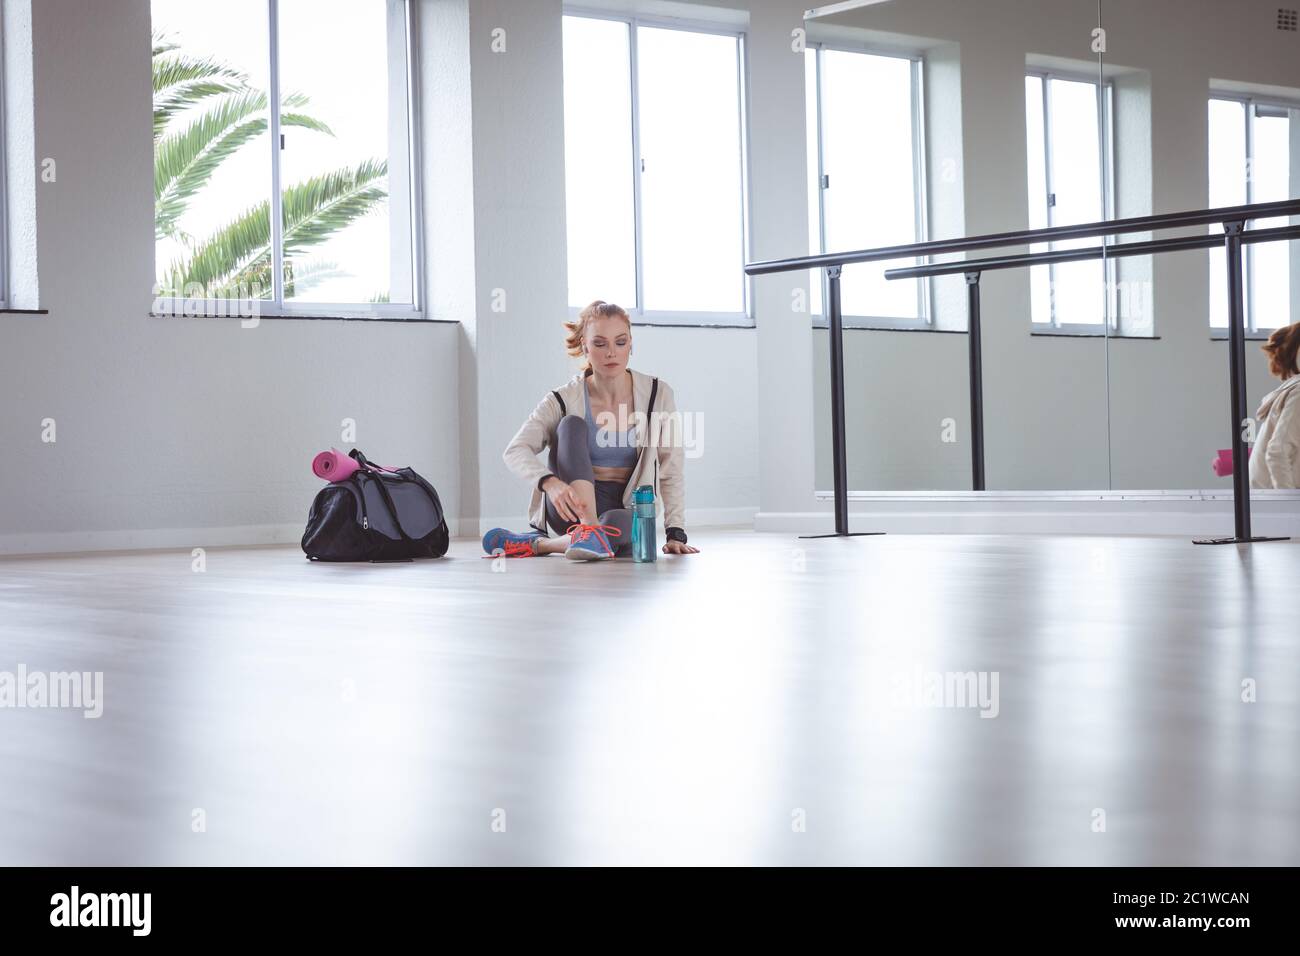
[1,530,1297,865]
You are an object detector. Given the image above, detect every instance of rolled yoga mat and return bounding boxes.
[1212,447,1251,477]
[312,448,361,482]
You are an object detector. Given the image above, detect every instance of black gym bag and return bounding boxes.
[301,449,449,562]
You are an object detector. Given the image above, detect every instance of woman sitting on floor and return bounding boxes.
[485,300,700,560]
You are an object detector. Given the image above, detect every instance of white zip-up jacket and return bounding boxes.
[502,367,686,534]
[1249,374,1300,489]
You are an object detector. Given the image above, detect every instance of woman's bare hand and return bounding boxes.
[542,477,583,524]
[662,540,699,555]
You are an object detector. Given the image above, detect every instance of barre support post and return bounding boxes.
[1194,219,1288,545]
[801,265,884,539]
[966,271,986,492]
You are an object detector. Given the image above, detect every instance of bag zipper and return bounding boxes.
[354,473,370,530]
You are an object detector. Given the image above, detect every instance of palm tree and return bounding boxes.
[153,33,388,299]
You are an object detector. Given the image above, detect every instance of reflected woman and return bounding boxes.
[1250,322,1300,489]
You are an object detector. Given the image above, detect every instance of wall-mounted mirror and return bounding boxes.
[806,0,1300,502]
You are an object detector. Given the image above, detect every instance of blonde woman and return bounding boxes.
[1250,321,1300,489]
[485,300,700,560]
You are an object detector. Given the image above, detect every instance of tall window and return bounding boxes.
[1208,96,1294,332]
[562,13,748,324]
[805,45,927,327]
[1025,72,1115,329]
[151,0,420,317]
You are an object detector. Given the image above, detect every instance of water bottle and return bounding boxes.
[631,484,657,563]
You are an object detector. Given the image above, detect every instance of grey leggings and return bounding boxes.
[546,415,632,554]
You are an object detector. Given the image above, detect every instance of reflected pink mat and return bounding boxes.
[1212,447,1251,477]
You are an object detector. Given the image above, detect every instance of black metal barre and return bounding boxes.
[741,199,1300,543]
[743,197,1300,276]
[883,223,1300,280]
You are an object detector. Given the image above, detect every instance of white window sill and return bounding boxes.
[1030,328,1160,339]
[811,315,944,332]
[1210,331,1273,341]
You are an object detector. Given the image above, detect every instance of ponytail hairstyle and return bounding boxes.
[1261,321,1300,380]
[565,300,631,371]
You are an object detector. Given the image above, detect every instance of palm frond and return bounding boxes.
[153,55,250,140]
[282,160,389,256]
[280,105,334,139]
[152,42,253,141]
[154,91,331,239]
[151,39,387,297]
[161,202,272,293]
[282,259,349,298]
[210,257,347,299]
[215,258,273,299]
[154,79,251,142]
[152,52,247,95]
[155,90,267,234]
[161,160,388,294]
[152,31,180,58]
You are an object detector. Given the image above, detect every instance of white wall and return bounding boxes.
[0,0,461,556]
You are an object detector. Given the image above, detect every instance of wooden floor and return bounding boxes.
[1,529,1298,865]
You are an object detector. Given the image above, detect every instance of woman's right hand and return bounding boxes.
[542,477,582,523]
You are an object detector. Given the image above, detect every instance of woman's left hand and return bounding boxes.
[662,540,699,555]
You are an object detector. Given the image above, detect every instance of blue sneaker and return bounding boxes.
[481,528,543,558]
[563,523,622,561]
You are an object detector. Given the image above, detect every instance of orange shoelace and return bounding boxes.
[566,523,622,557]
[481,538,538,559]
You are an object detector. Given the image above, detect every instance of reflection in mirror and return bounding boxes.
[806,0,1300,497]
[808,0,1110,492]
[1105,5,1300,493]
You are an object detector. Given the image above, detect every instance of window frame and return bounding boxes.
[151,0,427,321]
[562,6,753,328]
[1208,92,1298,336]
[1025,68,1117,334]
[806,41,931,331]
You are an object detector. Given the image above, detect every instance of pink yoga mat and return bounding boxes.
[312,448,361,483]
[1212,447,1251,477]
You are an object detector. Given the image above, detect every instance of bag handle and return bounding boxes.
[348,448,399,474]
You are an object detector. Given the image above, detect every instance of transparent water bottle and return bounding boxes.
[631,484,657,563]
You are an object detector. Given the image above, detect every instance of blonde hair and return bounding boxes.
[565,300,631,371]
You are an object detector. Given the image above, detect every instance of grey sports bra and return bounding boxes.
[584,379,639,469]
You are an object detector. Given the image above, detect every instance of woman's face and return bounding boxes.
[585,317,631,376]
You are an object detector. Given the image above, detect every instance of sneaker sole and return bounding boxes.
[565,547,611,561]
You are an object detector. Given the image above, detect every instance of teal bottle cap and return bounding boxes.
[633,484,655,503]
